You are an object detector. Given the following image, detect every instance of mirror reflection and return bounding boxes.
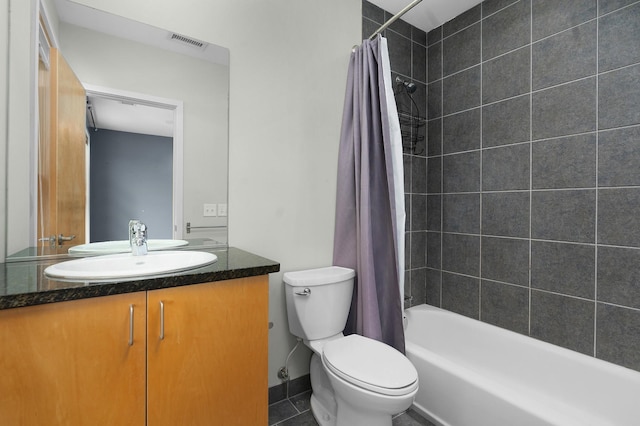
[6,0,230,260]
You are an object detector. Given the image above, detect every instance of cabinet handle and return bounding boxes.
[129,304,134,346]
[159,301,165,340]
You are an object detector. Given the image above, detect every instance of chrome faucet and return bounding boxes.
[129,220,148,256]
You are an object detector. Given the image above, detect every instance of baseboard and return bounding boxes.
[268,374,311,405]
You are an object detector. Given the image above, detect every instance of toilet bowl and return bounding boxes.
[283,267,418,426]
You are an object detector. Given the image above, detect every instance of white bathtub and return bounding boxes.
[403,304,640,426]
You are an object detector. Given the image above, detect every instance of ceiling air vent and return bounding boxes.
[169,32,208,50]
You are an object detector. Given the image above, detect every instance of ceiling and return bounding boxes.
[54,0,226,138]
[64,0,477,136]
[86,95,174,138]
[369,0,483,33]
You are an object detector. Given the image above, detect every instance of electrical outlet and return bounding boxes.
[218,203,227,217]
[203,203,217,217]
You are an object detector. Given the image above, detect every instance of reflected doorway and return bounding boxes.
[89,129,172,241]
[84,85,184,242]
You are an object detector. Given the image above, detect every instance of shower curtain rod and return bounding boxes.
[368,0,423,40]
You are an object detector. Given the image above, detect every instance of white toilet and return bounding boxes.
[283,266,418,426]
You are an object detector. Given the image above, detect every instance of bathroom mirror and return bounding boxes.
[5,0,229,260]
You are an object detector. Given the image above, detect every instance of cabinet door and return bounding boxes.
[0,292,146,425]
[147,276,268,426]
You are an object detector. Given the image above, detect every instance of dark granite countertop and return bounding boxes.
[0,247,279,310]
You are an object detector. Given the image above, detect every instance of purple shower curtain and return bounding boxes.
[333,36,405,354]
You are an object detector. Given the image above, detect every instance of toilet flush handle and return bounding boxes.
[295,288,311,296]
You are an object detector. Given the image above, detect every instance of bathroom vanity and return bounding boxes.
[0,247,279,425]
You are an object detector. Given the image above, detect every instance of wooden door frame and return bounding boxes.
[83,84,184,240]
[31,0,59,247]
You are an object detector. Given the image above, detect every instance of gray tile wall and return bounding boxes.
[364,0,640,373]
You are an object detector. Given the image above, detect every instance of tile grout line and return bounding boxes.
[269,399,299,426]
[438,268,639,309]
[428,51,640,112]
[407,23,415,300]
[269,393,314,426]
[478,1,484,322]
[427,186,640,196]
[528,0,533,338]
[439,31,444,308]
[593,3,600,359]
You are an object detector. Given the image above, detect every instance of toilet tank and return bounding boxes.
[283,266,355,341]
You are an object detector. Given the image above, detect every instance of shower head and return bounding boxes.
[395,76,417,94]
[404,81,417,93]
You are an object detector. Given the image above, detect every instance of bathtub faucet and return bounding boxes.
[129,220,148,256]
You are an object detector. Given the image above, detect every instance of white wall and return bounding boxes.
[54,0,362,386]
[5,0,35,256]
[0,0,7,262]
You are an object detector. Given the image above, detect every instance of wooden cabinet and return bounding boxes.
[0,292,147,425]
[0,276,268,425]
[148,276,268,425]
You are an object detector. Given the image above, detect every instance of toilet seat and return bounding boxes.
[322,334,418,397]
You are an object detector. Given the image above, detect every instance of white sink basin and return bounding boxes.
[68,239,189,255]
[44,251,217,281]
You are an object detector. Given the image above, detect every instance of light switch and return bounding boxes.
[218,203,228,217]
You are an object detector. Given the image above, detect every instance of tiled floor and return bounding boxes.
[269,390,435,426]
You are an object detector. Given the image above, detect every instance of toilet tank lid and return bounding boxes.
[283,266,355,287]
